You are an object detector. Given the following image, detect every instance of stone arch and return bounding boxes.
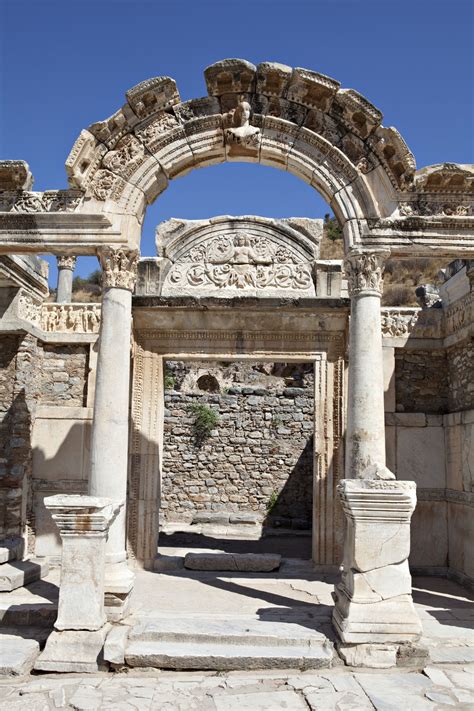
[65,59,418,253]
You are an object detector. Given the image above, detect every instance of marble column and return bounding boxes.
[89,247,139,620]
[56,255,76,303]
[333,250,422,664]
[344,251,387,478]
[35,495,120,672]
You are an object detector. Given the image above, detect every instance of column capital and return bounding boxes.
[56,255,77,271]
[44,494,122,537]
[98,247,139,291]
[344,250,389,297]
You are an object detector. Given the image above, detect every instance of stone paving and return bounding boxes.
[0,665,474,710]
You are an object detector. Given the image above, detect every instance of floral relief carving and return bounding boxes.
[42,303,101,333]
[90,169,117,200]
[344,251,386,297]
[167,232,313,291]
[399,202,472,217]
[98,248,139,291]
[0,191,83,213]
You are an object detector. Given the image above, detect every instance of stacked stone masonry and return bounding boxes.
[161,362,314,526]
[395,349,449,413]
[39,345,89,407]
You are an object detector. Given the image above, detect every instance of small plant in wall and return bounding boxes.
[266,489,279,514]
[190,403,219,446]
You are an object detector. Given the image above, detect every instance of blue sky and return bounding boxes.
[1,0,473,283]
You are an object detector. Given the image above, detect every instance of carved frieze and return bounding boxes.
[0,190,83,213]
[166,231,313,292]
[98,248,139,291]
[42,303,101,333]
[344,251,386,297]
[381,309,418,337]
[399,201,472,217]
[18,291,42,324]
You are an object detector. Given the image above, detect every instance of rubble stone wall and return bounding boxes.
[161,363,314,526]
[395,348,449,413]
[38,345,89,407]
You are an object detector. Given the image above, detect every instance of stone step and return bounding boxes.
[0,558,49,592]
[183,552,281,572]
[126,616,334,670]
[0,537,24,564]
[125,639,334,671]
[128,616,329,648]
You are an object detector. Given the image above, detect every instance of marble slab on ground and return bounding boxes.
[0,636,39,676]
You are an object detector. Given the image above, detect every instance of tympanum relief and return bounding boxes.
[164,231,314,297]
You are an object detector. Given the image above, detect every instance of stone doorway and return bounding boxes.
[128,329,345,572]
[158,359,316,564]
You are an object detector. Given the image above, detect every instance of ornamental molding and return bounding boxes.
[381,309,418,337]
[98,248,139,291]
[344,251,387,297]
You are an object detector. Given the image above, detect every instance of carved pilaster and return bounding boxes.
[56,255,77,271]
[98,248,139,291]
[344,251,387,297]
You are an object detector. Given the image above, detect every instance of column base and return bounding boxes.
[104,560,134,621]
[333,584,422,644]
[34,626,110,673]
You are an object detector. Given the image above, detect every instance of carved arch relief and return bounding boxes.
[1,59,473,258]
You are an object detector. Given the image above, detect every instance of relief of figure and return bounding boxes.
[225,100,261,153]
[88,305,100,332]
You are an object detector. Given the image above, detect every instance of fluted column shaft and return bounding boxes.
[345,251,388,478]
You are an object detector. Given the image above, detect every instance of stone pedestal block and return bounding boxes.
[44,494,121,631]
[333,479,422,644]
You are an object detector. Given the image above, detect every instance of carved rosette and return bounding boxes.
[57,255,77,271]
[344,251,387,297]
[98,248,139,291]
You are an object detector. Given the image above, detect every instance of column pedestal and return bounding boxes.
[333,480,422,645]
[35,495,120,672]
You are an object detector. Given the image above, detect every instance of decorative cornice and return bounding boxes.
[344,251,387,297]
[98,247,139,291]
[56,255,77,271]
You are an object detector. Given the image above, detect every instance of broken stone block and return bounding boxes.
[184,552,281,572]
[338,642,397,668]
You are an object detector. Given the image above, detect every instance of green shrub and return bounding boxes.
[190,403,219,445]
